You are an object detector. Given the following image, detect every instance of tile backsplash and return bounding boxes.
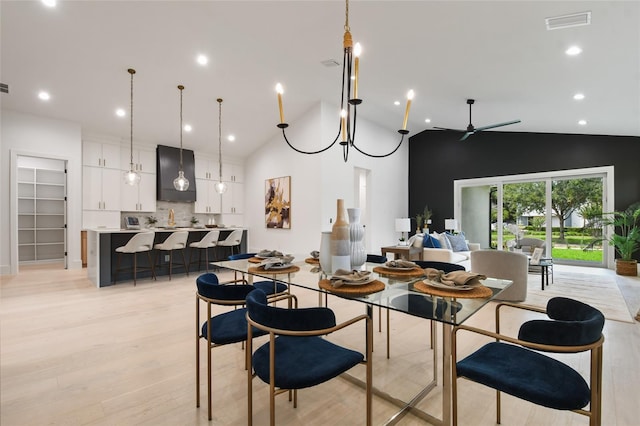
[121,201,222,228]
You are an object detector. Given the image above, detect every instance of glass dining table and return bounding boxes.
[212,258,512,426]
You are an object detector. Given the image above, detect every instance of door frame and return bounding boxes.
[453,166,615,269]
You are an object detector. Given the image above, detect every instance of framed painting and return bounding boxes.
[530,247,544,265]
[265,176,291,229]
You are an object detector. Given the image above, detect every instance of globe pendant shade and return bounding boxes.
[214,180,227,194]
[123,169,141,186]
[173,170,189,191]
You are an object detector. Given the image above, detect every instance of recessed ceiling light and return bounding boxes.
[196,54,208,66]
[394,101,400,106]
[578,119,587,125]
[424,118,431,123]
[184,124,192,132]
[566,46,582,56]
[227,135,236,142]
[573,93,585,100]
[38,91,50,101]
[115,108,126,117]
[42,0,56,7]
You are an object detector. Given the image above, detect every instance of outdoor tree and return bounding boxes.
[503,178,602,241]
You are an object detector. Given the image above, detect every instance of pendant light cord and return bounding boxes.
[128,68,135,170]
[178,85,184,170]
[217,98,223,181]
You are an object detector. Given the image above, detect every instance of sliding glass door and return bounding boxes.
[456,167,613,268]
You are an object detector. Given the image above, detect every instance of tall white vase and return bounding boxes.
[319,231,332,273]
[348,208,366,270]
[331,199,351,273]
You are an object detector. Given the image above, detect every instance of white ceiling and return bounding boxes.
[2,1,639,159]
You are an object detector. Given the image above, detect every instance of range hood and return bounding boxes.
[156,144,197,202]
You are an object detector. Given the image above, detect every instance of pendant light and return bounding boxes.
[123,68,141,185]
[173,84,189,191]
[214,98,227,195]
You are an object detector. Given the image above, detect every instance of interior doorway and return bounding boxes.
[15,155,68,270]
[455,166,614,268]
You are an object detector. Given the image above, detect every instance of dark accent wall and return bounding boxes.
[408,130,640,258]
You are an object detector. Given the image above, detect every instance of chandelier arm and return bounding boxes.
[351,133,407,158]
[281,128,341,155]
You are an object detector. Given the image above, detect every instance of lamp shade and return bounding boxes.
[395,218,411,233]
[444,219,459,232]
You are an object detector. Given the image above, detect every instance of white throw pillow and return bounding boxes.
[432,232,452,250]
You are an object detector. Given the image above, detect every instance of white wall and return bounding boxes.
[1,110,83,274]
[244,101,408,259]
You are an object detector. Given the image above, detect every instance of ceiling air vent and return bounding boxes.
[0,83,8,94]
[545,11,591,30]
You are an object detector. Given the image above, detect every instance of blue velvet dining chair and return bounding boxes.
[246,289,373,426]
[227,252,288,296]
[195,273,268,421]
[452,297,605,426]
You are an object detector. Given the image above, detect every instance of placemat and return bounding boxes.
[305,257,320,265]
[413,281,492,299]
[319,279,385,296]
[247,257,262,264]
[373,266,425,277]
[248,265,300,274]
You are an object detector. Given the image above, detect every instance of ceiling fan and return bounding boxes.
[435,99,521,141]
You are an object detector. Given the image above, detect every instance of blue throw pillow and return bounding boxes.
[423,234,442,248]
[445,232,469,252]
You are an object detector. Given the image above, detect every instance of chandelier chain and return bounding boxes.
[344,0,350,32]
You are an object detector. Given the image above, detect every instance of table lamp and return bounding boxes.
[444,219,459,233]
[395,218,411,245]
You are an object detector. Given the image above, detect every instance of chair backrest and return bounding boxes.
[160,231,188,248]
[518,237,545,255]
[519,297,605,347]
[470,249,528,301]
[228,252,257,260]
[246,289,336,332]
[414,260,465,273]
[220,229,242,246]
[366,254,387,264]
[194,230,220,248]
[121,231,155,252]
[196,273,255,302]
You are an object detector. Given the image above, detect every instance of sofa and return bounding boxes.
[410,231,480,265]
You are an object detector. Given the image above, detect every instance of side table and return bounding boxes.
[380,245,423,261]
[537,258,554,290]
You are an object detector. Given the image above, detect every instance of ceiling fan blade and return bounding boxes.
[473,119,521,132]
[459,132,473,141]
[433,126,465,132]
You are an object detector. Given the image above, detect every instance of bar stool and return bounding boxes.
[216,229,243,259]
[153,231,189,280]
[188,230,220,272]
[114,231,156,286]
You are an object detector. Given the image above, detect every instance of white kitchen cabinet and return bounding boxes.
[120,172,156,212]
[82,166,121,211]
[120,147,156,174]
[221,162,243,183]
[221,181,243,214]
[82,141,121,169]
[194,178,222,214]
[195,158,220,180]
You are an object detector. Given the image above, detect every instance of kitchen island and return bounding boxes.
[86,227,247,287]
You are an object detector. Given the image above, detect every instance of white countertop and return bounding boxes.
[85,227,245,233]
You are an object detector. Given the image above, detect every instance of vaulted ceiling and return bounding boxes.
[2,1,639,159]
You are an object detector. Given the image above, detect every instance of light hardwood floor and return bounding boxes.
[1,263,639,425]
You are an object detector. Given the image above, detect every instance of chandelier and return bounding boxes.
[275,0,414,162]
[123,68,141,185]
[214,98,227,194]
[173,84,189,191]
